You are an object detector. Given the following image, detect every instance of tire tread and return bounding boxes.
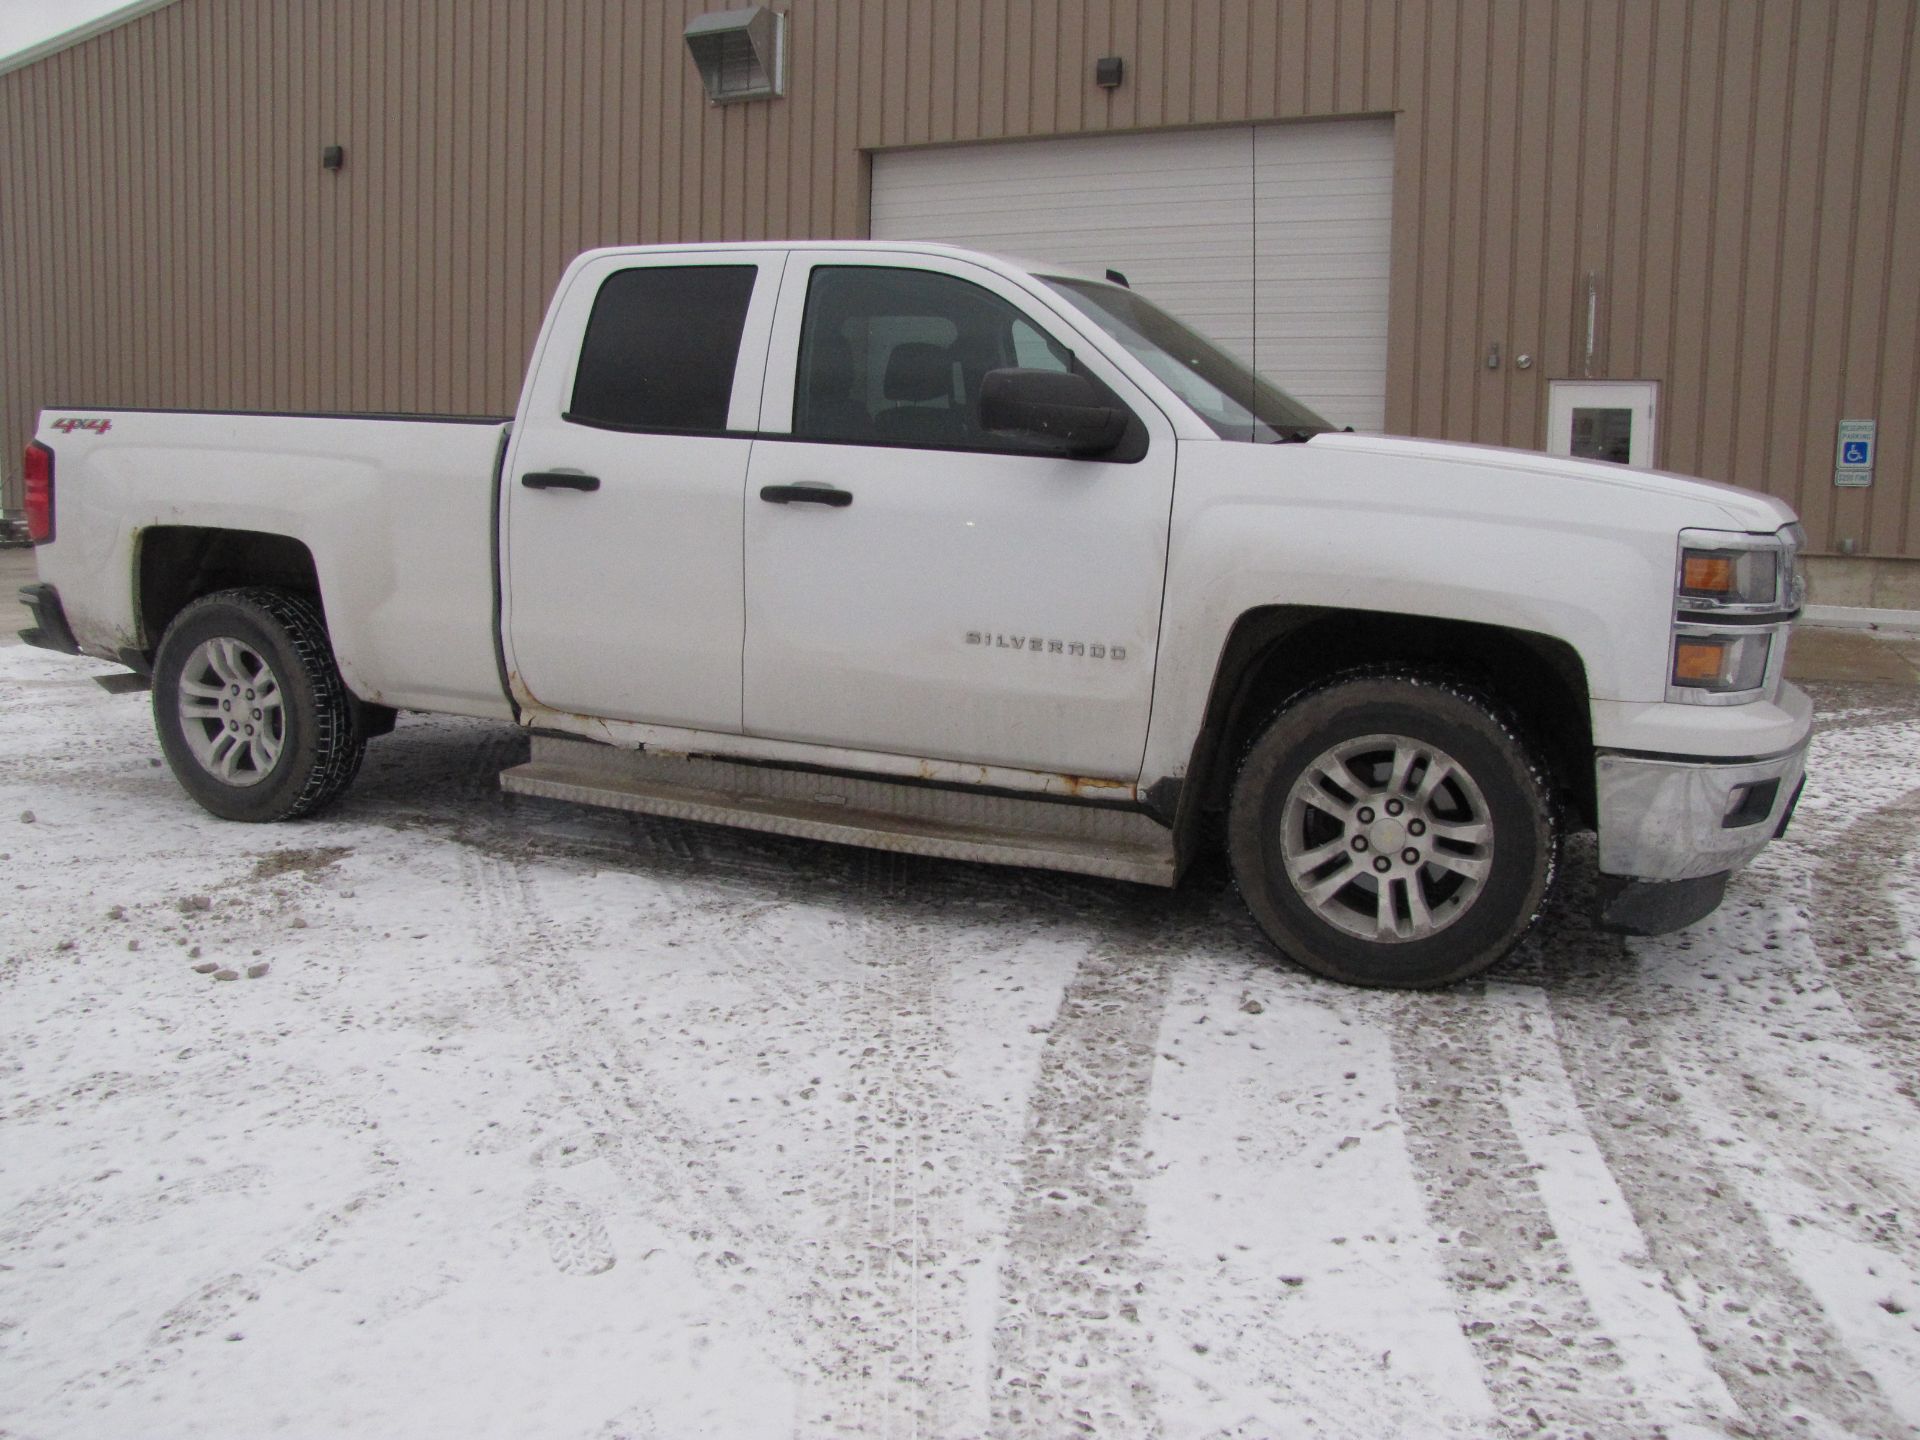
[1227,667,1559,988]
[154,587,366,822]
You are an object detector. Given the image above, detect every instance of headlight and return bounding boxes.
[1675,526,1801,615]
[1667,526,1800,704]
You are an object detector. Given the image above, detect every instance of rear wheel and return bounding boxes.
[153,588,366,822]
[1228,674,1556,988]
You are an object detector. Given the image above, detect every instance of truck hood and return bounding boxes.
[1306,432,1798,535]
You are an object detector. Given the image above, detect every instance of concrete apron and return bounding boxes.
[1787,621,1920,686]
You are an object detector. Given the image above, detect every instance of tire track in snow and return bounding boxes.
[463,830,1057,1436]
[1391,991,1656,1438]
[1808,684,1920,738]
[1482,985,1743,1431]
[1630,863,1920,1290]
[404,720,1068,1431]
[990,918,1173,1439]
[1703,1061,1920,1277]
[458,841,957,1419]
[782,908,974,1440]
[1809,786,1920,1109]
[461,846,804,1278]
[1541,936,1911,1439]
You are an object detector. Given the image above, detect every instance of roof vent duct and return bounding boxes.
[684,6,786,104]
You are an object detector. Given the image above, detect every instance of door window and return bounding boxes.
[1011,317,1073,372]
[1569,407,1634,464]
[1545,381,1658,469]
[568,265,758,432]
[792,265,1117,453]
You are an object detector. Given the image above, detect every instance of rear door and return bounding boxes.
[742,252,1177,780]
[502,251,781,730]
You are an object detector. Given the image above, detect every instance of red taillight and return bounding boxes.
[24,441,54,545]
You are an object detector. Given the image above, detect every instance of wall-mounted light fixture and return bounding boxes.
[685,6,786,104]
[321,145,345,171]
[1095,56,1125,89]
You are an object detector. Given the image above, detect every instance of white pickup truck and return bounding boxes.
[18,241,1811,987]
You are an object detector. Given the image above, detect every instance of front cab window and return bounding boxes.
[793,266,1143,459]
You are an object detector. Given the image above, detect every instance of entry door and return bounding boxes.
[741,252,1177,780]
[1546,381,1659,468]
[503,251,782,731]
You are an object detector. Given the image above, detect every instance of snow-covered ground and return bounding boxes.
[3,638,1917,1440]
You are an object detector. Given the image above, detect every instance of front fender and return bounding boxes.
[1138,441,1718,789]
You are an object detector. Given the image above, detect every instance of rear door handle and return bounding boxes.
[759,484,853,508]
[522,471,601,492]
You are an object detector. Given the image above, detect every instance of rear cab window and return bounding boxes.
[568,266,758,432]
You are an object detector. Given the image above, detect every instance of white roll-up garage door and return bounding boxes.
[870,118,1393,432]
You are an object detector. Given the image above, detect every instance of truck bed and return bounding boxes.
[31,409,514,719]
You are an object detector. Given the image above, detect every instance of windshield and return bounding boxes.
[1041,277,1332,443]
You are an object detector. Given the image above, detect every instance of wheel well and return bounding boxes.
[1173,607,1595,853]
[136,526,322,659]
[135,527,398,738]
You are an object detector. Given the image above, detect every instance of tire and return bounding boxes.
[1227,673,1557,989]
[152,587,366,822]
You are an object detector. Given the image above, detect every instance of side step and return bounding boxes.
[498,736,1177,886]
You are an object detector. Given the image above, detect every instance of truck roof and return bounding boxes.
[567,239,1108,287]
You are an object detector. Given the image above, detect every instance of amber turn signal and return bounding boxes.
[1673,638,1727,682]
[1681,553,1734,594]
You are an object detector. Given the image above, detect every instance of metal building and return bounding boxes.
[2,0,1916,601]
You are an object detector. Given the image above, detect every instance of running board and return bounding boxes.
[498,736,1177,887]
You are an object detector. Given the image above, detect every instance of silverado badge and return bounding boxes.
[965,631,1127,660]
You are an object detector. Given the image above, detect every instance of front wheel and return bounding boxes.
[152,588,366,822]
[1228,674,1557,988]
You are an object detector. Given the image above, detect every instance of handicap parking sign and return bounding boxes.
[1836,419,1875,472]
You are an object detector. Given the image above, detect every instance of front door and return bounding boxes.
[1546,380,1659,469]
[742,253,1177,780]
[503,251,782,731]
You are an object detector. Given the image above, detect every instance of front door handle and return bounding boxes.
[759,484,853,508]
[522,471,601,492]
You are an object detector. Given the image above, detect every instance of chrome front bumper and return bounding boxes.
[1594,739,1810,883]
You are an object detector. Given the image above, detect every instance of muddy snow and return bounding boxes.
[2,641,1917,1439]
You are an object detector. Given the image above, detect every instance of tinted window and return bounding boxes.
[569,265,757,431]
[1042,276,1331,442]
[794,266,1132,455]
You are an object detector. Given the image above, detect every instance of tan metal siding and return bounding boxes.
[1,0,1915,556]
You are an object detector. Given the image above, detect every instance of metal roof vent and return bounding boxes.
[684,6,786,104]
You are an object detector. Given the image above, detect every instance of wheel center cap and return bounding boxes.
[1370,817,1409,852]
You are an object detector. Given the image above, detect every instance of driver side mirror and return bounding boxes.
[979,368,1129,458]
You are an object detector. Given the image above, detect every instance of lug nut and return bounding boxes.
[1352,837,1369,852]
[1373,856,1391,874]
[1386,799,1403,816]
[1403,848,1420,864]
[1357,807,1375,824]
[1409,819,1426,836]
